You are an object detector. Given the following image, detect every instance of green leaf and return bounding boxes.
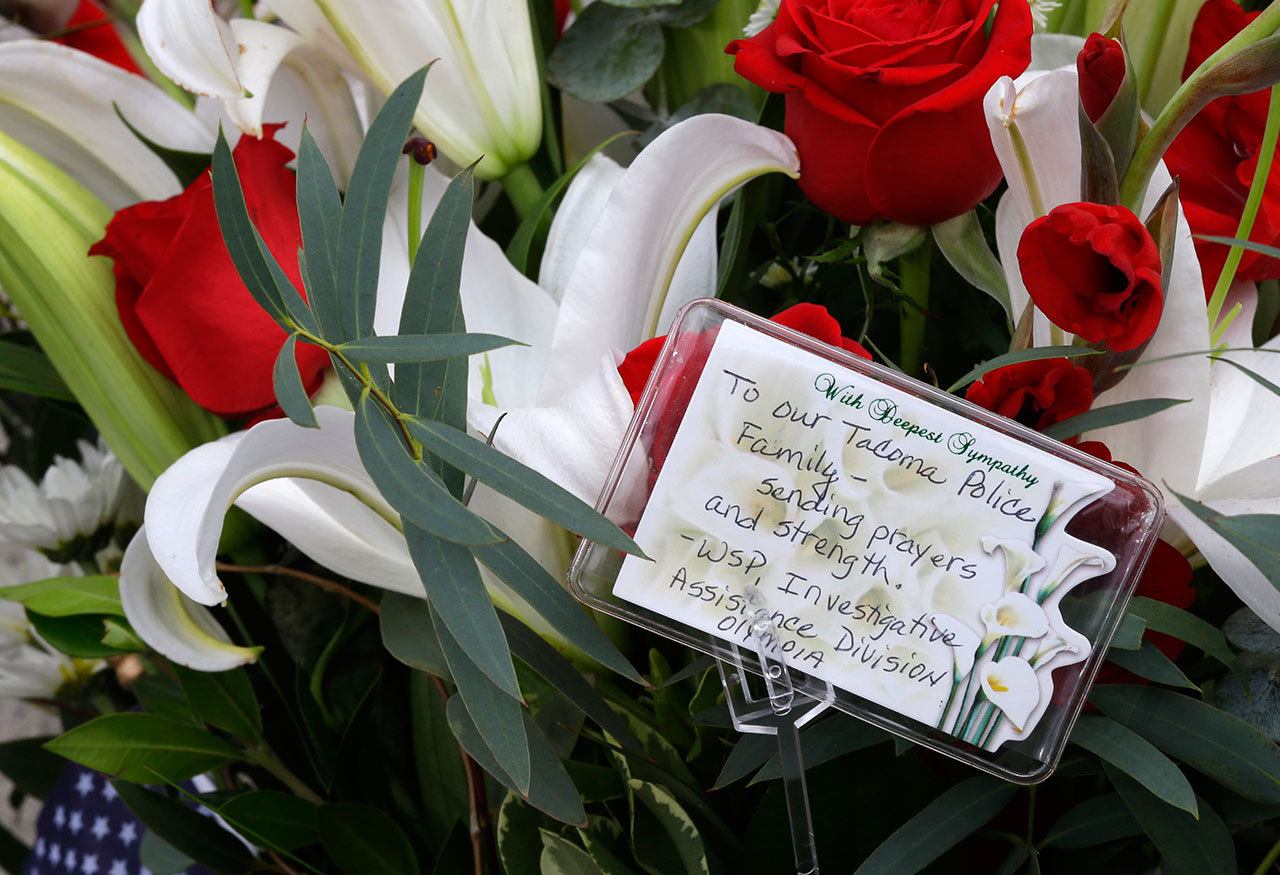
[338,332,521,364]
[434,601,532,795]
[1071,714,1198,815]
[713,733,777,789]
[0,736,62,800]
[0,340,74,401]
[1042,397,1189,440]
[381,592,450,676]
[1105,640,1199,690]
[410,672,471,847]
[1198,235,1280,260]
[1092,684,1280,804]
[947,346,1101,393]
[750,717,886,784]
[337,67,429,340]
[580,829,638,875]
[1172,492,1280,596]
[26,611,134,658]
[405,417,644,556]
[318,802,418,875]
[1106,610,1148,651]
[174,665,262,741]
[628,779,709,875]
[406,525,521,698]
[541,830,606,874]
[114,782,256,875]
[548,4,665,103]
[46,714,241,783]
[140,829,195,875]
[394,162,475,501]
[0,575,121,616]
[295,126,343,339]
[1106,767,1235,875]
[498,793,545,875]
[506,130,636,275]
[1126,596,1239,675]
[1039,793,1142,849]
[272,335,317,428]
[853,776,1017,875]
[446,694,586,825]
[212,790,319,852]
[931,211,1013,325]
[102,617,146,651]
[114,104,210,189]
[478,538,641,682]
[352,392,501,544]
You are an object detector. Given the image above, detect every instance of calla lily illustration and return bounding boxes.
[138,0,540,181]
[980,656,1040,732]
[979,592,1050,644]
[120,114,800,670]
[981,535,1046,594]
[983,51,1280,632]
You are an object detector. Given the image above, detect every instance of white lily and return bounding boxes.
[982,53,1280,631]
[979,656,1040,732]
[120,114,799,670]
[138,0,540,181]
[981,535,1046,594]
[979,593,1050,645]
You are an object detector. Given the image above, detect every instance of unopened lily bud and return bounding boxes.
[402,136,438,166]
[1078,32,1127,123]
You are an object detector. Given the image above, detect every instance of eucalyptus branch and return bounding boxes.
[429,675,493,875]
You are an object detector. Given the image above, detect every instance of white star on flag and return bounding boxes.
[81,852,99,875]
[68,810,83,834]
[115,822,136,847]
[107,860,126,875]
[90,816,110,841]
[74,773,95,798]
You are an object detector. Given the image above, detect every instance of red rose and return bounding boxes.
[89,126,330,419]
[54,1,142,75]
[619,304,870,473]
[726,0,1032,226]
[1164,0,1280,296]
[1017,202,1163,353]
[1077,33,1125,123]
[965,359,1093,431]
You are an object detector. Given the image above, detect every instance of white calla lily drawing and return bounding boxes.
[980,656,1040,732]
[981,535,1047,594]
[979,593,1050,644]
[119,114,800,670]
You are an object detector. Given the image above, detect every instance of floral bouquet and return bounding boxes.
[0,0,1279,871]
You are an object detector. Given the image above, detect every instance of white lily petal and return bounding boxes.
[377,165,559,408]
[981,535,1047,592]
[1167,496,1280,632]
[470,355,634,505]
[980,592,1050,641]
[260,0,355,68]
[137,0,244,99]
[0,40,214,207]
[120,528,261,671]
[222,19,302,138]
[1028,32,1085,73]
[145,406,397,606]
[538,154,624,304]
[660,208,719,334]
[540,114,799,404]
[311,0,541,178]
[980,656,1040,732]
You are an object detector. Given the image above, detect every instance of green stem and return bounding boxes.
[1209,85,1280,338]
[407,159,425,265]
[246,744,322,804]
[501,162,544,221]
[1253,834,1280,875]
[898,238,932,376]
[1120,5,1280,210]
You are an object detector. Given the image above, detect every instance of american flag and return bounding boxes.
[21,766,213,875]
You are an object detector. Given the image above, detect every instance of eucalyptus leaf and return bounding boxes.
[114,782,256,875]
[0,575,121,616]
[931,211,1012,325]
[853,775,1016,875]
[1198,235,1280,260]
[1106,767,1235,875]
[1042,397,1189,440]
[1092,684,1280,804]
[0,340,74,401]
[1127,596,1239,676]
[1040,793,1142,849]
[1070,714,1198,815]
[272,335,317,428]
[46,714,241,783]
[1172,492,1280,597]
[1104,640,1199,690]
[410,672,470,847]
[750,717,886,784]
[1224,606,1280,655]
[380,592,450,676]
[1215,355,1280,399]
[319,802,418,875]
[338,332,520,364]
[548,3,666,103]
[947,346,1100,393]
[295,126,342,339]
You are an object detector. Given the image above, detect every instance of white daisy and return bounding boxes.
[1029,0,1061,31]
[0,440,125,559]
[744,0,781,37]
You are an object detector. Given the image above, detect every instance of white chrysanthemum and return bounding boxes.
[1029,0,1061,30]
[744,0,781,37]
[0,440,125,556]
[0,547,100,699]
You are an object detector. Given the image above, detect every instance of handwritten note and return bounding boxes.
[613,321,1117,750]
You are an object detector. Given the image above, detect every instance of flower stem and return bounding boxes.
[501,162,544,221]
[407,159,425,265]
[898,237,932,376]
[1209,85,1280,339]
[1253,834,1280,875]
[246,744,322,804]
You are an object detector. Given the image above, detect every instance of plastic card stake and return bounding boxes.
[570,300,1164,783]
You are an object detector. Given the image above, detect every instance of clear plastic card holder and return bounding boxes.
[569,298,1165,785]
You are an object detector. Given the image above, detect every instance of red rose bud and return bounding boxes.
[1077,33,1126,123]
[1017,202,1163,352]
[726,0,1032,226]
[619,304,869,474]
[965,359,1093,431]
[90,125,330,420]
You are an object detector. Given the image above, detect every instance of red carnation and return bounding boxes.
[965,359,1093,431]
[726,0,1032,227]
[1077,33,1126,123]
[52,1,142,75]
[89,126,330,420]
[1018,202,1163,353]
